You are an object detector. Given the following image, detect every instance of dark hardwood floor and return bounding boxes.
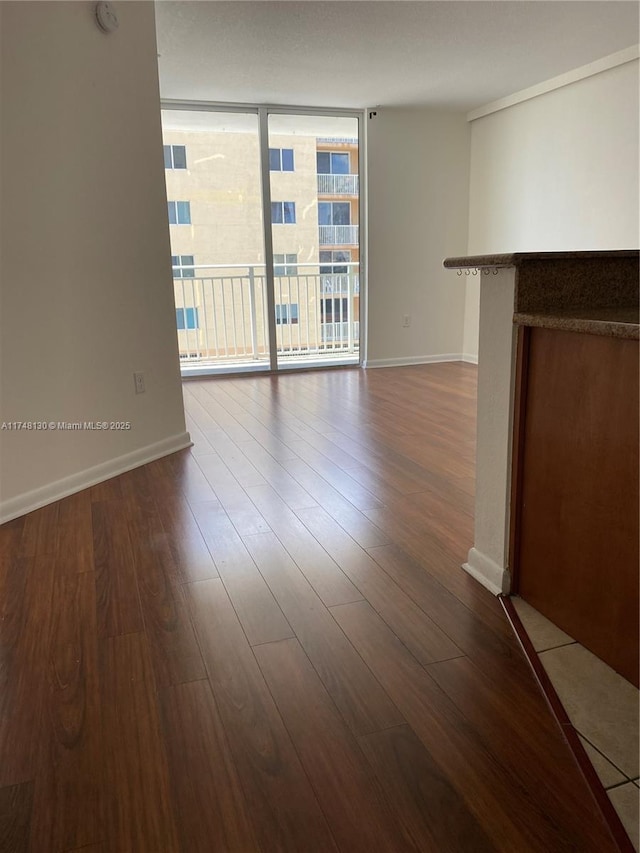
[0,364,619,852]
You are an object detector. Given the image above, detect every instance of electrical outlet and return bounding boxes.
[134,372,146,394]
[402,314,411,328]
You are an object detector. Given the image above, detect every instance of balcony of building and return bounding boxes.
[318,224,359,246]
[317,173,359,195]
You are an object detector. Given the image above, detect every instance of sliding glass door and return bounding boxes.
[267,113,360,369]
[161,105,362,374]
[162,109,271,373]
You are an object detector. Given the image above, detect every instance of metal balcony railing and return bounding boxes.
[317,174,359,195]
[320,273,360,295]
[318,225,359,246]
[172,262,360,368]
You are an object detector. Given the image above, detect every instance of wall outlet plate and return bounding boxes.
[134,372,145,394]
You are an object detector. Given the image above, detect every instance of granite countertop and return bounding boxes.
[513,306,639,340]
[443,250,639,339]
[443,250,640,269]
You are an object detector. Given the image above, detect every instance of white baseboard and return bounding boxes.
[463,547,512,595]
[0,431,193,524]
[462,353,479,365]
[364,353,464,368]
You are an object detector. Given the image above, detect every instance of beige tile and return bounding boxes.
[579,736,626,789]
[608,783,639,851]
[511,596,574,651]
[539,643,639,778]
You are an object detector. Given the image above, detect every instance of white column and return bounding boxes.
[464,267,517,595]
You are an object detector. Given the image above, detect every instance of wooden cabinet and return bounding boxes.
[512,326,639,686]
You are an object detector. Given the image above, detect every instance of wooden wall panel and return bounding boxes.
[516,328,639,686]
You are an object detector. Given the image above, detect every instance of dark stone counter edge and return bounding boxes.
[443,250,640,269]
[514,312,639,340]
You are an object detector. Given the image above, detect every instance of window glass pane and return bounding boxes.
[176,308,185,329]
[316,152,330,174]
[321,297,349,322]
[319,251,331,264]
[282,149,294,171]
[333,250,350,274]
[173,146,187,169]
[163,107,269,365]
[283,202,296,224]
[182,255,195,277]
[271,202,283,224]
[332,203,350,225]
[168,202,177,225]
[286,254,297,264]
[290,303,299,324]
[318,202,331,225]
[331,153,349,174]
[269,148,280,171]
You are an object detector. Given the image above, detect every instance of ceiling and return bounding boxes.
[155,1,639,111]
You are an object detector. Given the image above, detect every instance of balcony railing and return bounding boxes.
[318,225,359,246]
[320,273,359,295]
[173,262,360,368]
[317,173,359,195]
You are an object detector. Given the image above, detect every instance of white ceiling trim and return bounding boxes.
[467,44,640,122]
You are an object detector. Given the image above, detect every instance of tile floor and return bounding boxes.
[511,597,640,851]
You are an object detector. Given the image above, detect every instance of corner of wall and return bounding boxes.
[366,108,471,364]
[0,1,187,518]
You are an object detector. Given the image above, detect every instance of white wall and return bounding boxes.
[463,59,640,357]
[464,269,516,596]
[0,2,189,521]
[366,109,470,366]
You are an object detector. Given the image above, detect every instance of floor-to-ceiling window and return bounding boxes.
[161,105,362,375]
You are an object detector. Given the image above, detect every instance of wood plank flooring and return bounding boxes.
[0,364,620,852]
